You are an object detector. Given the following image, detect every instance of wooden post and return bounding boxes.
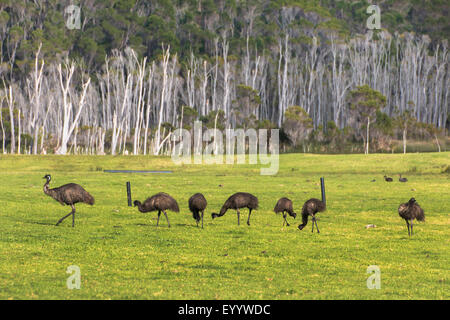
[320,177,326,206]
[126,182,132,207]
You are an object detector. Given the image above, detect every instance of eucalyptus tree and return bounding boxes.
[348,85,387,154]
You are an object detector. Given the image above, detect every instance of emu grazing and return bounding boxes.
[384,175,393,182]
[211,192,258,226]
[399,174,408,182]
[298,198,326,233]
[43,174,94,227]
[274,197,297,226]
[398,197,425,237]
[134,192,179,228]
[189,193,207,228]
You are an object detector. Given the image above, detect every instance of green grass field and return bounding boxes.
[0,153,449,300]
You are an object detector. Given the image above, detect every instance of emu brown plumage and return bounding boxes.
[189,193,207,228]
[298,198,326,233]
[398,197,425,237]
[43,174,94,227]
[211,192,258,226]
[274,197,297,226]
[134,192,179,228]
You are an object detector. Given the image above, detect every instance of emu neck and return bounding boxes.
[43,180,59,202]
[43,180,51,196]
[301,211,309,226]
[136,202,146,213]
[219,206,228,216]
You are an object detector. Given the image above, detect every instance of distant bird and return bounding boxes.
[398,197,425,237]
[43,174,94,227]
[273,197,297,226]
[188,193,207,228]
[370,179,376,182]
[134,192,179,228]
[211,192,258,226]
[384,175,393,182]
[399,174,408,182]
[298,198,326,233]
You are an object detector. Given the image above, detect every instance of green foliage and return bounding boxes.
[0,0,446,84]
[178,105,199,130]
[375,110,394,136]
[199,110,226,130]
[349,85,387,116]
[282,106,313,147]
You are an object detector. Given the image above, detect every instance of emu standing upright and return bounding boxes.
[43,174,95,227]
[211,192,258,226]
[134,192,179,228]
[298,198,326,233]
[189,193,207,228]
[274,197,297,226]
[398,197,425,237]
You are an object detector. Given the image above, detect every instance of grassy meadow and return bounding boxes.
[0,153,449,300]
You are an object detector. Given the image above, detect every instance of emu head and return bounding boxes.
[133,200,140,207]
[408,197,416,204]
[43,174,51,182]
[290,212,297,219]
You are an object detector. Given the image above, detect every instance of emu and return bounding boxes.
[211,192,258,226]
[398,197,425,237]
[43,174,94,227]
[399,174,408,182]
[384,175,393,182]
[298,198,326,233]
[134,192,179,228]
[274,197,296,226]
[189,193,207,228]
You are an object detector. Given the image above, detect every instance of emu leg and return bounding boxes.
[201,210,204,229]
[406,220,410,237]
[56,207,74,226]
[283,212,290,226]
[156,211,161,227]
[410,219,414,236]
[312,216,315,233]
[71,205,76,227]
[314,217,320,234]
[247,209,252,226]
[163,210,171,228]
[196,212,199,227]
[237,209,240,225]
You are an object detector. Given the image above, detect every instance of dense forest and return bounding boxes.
[0,0,448,155]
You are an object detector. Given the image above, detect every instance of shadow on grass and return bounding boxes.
[29,221,57,226]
